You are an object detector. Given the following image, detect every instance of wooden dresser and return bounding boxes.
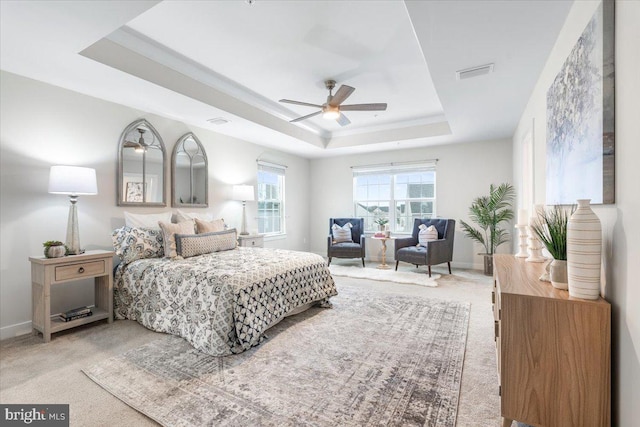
[493,254,610,427]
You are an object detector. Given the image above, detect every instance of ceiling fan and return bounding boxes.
[123,128,149,152]
[279,80,387,127]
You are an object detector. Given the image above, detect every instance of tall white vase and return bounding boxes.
[567,199,602,300]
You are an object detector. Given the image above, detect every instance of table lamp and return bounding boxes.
[48,166,98,255]
[232,184,255,235]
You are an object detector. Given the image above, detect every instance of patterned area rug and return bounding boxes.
[83,285,470,427]
[329,264,439,287]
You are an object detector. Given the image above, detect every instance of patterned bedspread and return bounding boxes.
[114,247,337,356]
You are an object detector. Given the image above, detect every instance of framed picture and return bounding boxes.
[546,0,614,205]
[125,182,145,203]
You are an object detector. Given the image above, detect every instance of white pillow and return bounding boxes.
[175,209,214,223]
[124,211,172,229]
[418,224,438,247]
[332,222,353,243]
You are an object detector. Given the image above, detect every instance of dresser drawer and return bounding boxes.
[55,260,106,282]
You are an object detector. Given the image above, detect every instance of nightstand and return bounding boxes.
[238,234,264,248]
[29,250,114,342]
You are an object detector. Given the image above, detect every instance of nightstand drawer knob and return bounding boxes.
[78,267,85,274]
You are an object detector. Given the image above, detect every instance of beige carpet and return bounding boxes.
[83,285,469,426]
[0,266,501,426]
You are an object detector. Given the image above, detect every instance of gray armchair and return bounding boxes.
[328,218,365,267]
[395,218,455,277]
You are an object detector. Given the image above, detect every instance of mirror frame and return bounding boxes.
[171,132,209,208]
[117,119,167,207]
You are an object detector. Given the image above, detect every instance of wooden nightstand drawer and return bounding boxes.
[238,235,264,248]
[55,259,105,282]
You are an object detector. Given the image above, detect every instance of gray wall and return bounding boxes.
[0,71,310,338]
[512,1,640,425]
[309,139,513,268]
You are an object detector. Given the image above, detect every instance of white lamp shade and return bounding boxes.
[232,184,255,201]
[48,166,98,195]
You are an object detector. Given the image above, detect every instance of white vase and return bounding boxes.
[567,199,602,300]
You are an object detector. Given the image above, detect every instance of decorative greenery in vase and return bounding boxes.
[530,205,575,260]
[43,240,67,258]
[460,183,515,275]
[374,217,389,230]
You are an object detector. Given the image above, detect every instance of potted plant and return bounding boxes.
[374,217,389,231]
[43,240,66,258]
[530,205,575,290]
[460,183,515,275]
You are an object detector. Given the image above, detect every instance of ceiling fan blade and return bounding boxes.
[329,85,355,106]
[336,113,351,127]
[279,99,323,108]
[123,141,139,148]
[340,103,387,111]
[290,110,322,123]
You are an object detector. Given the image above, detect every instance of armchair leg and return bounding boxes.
[428,265,432,277]
[328,257,332,266]
[361,258,365,268]
[395,261,399,271]
[448,262,452,274]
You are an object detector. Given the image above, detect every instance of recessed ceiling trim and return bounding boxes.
[330,114,449,138]
[80,37,328,149]
[107,27,328,137]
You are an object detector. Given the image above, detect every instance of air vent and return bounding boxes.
[207,117,229,125]
[456,63,495,80]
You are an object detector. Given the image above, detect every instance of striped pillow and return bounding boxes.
[175,229,238,258]
[418,224,438,247]
[332,222,353,243]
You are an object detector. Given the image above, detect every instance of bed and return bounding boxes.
[112,225,337,356]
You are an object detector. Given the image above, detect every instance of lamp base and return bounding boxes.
[239,231,249,236]
[65,195,83,255]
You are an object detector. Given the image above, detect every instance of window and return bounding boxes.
[353,162,436,233]
[257,161,286,236]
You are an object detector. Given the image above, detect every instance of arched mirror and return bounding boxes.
[172,132,208,207]
[118,119,166,206]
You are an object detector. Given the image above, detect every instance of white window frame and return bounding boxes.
[257,161,286,238]
[352,161,437,234]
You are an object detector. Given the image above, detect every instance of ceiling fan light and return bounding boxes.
[322,106,340,120]
[134,144,145,153]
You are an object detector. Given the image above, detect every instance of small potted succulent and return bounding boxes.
[43,240,66,258]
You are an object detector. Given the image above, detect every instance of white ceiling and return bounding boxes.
[0,0,573,158]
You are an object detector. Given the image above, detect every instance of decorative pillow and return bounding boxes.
[111,226,164,264]
[159,220,196,259]
[418,224,439,247]
[124,211,172,229]
[175,209,214,223]
[175,229,238,258]
[332,222,353,243]
[195,217,226,234]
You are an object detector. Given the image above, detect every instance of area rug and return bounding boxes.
[329,264,439,287]
[83,285,470,427]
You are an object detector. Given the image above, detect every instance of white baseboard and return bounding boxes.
[0,320,32,341]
